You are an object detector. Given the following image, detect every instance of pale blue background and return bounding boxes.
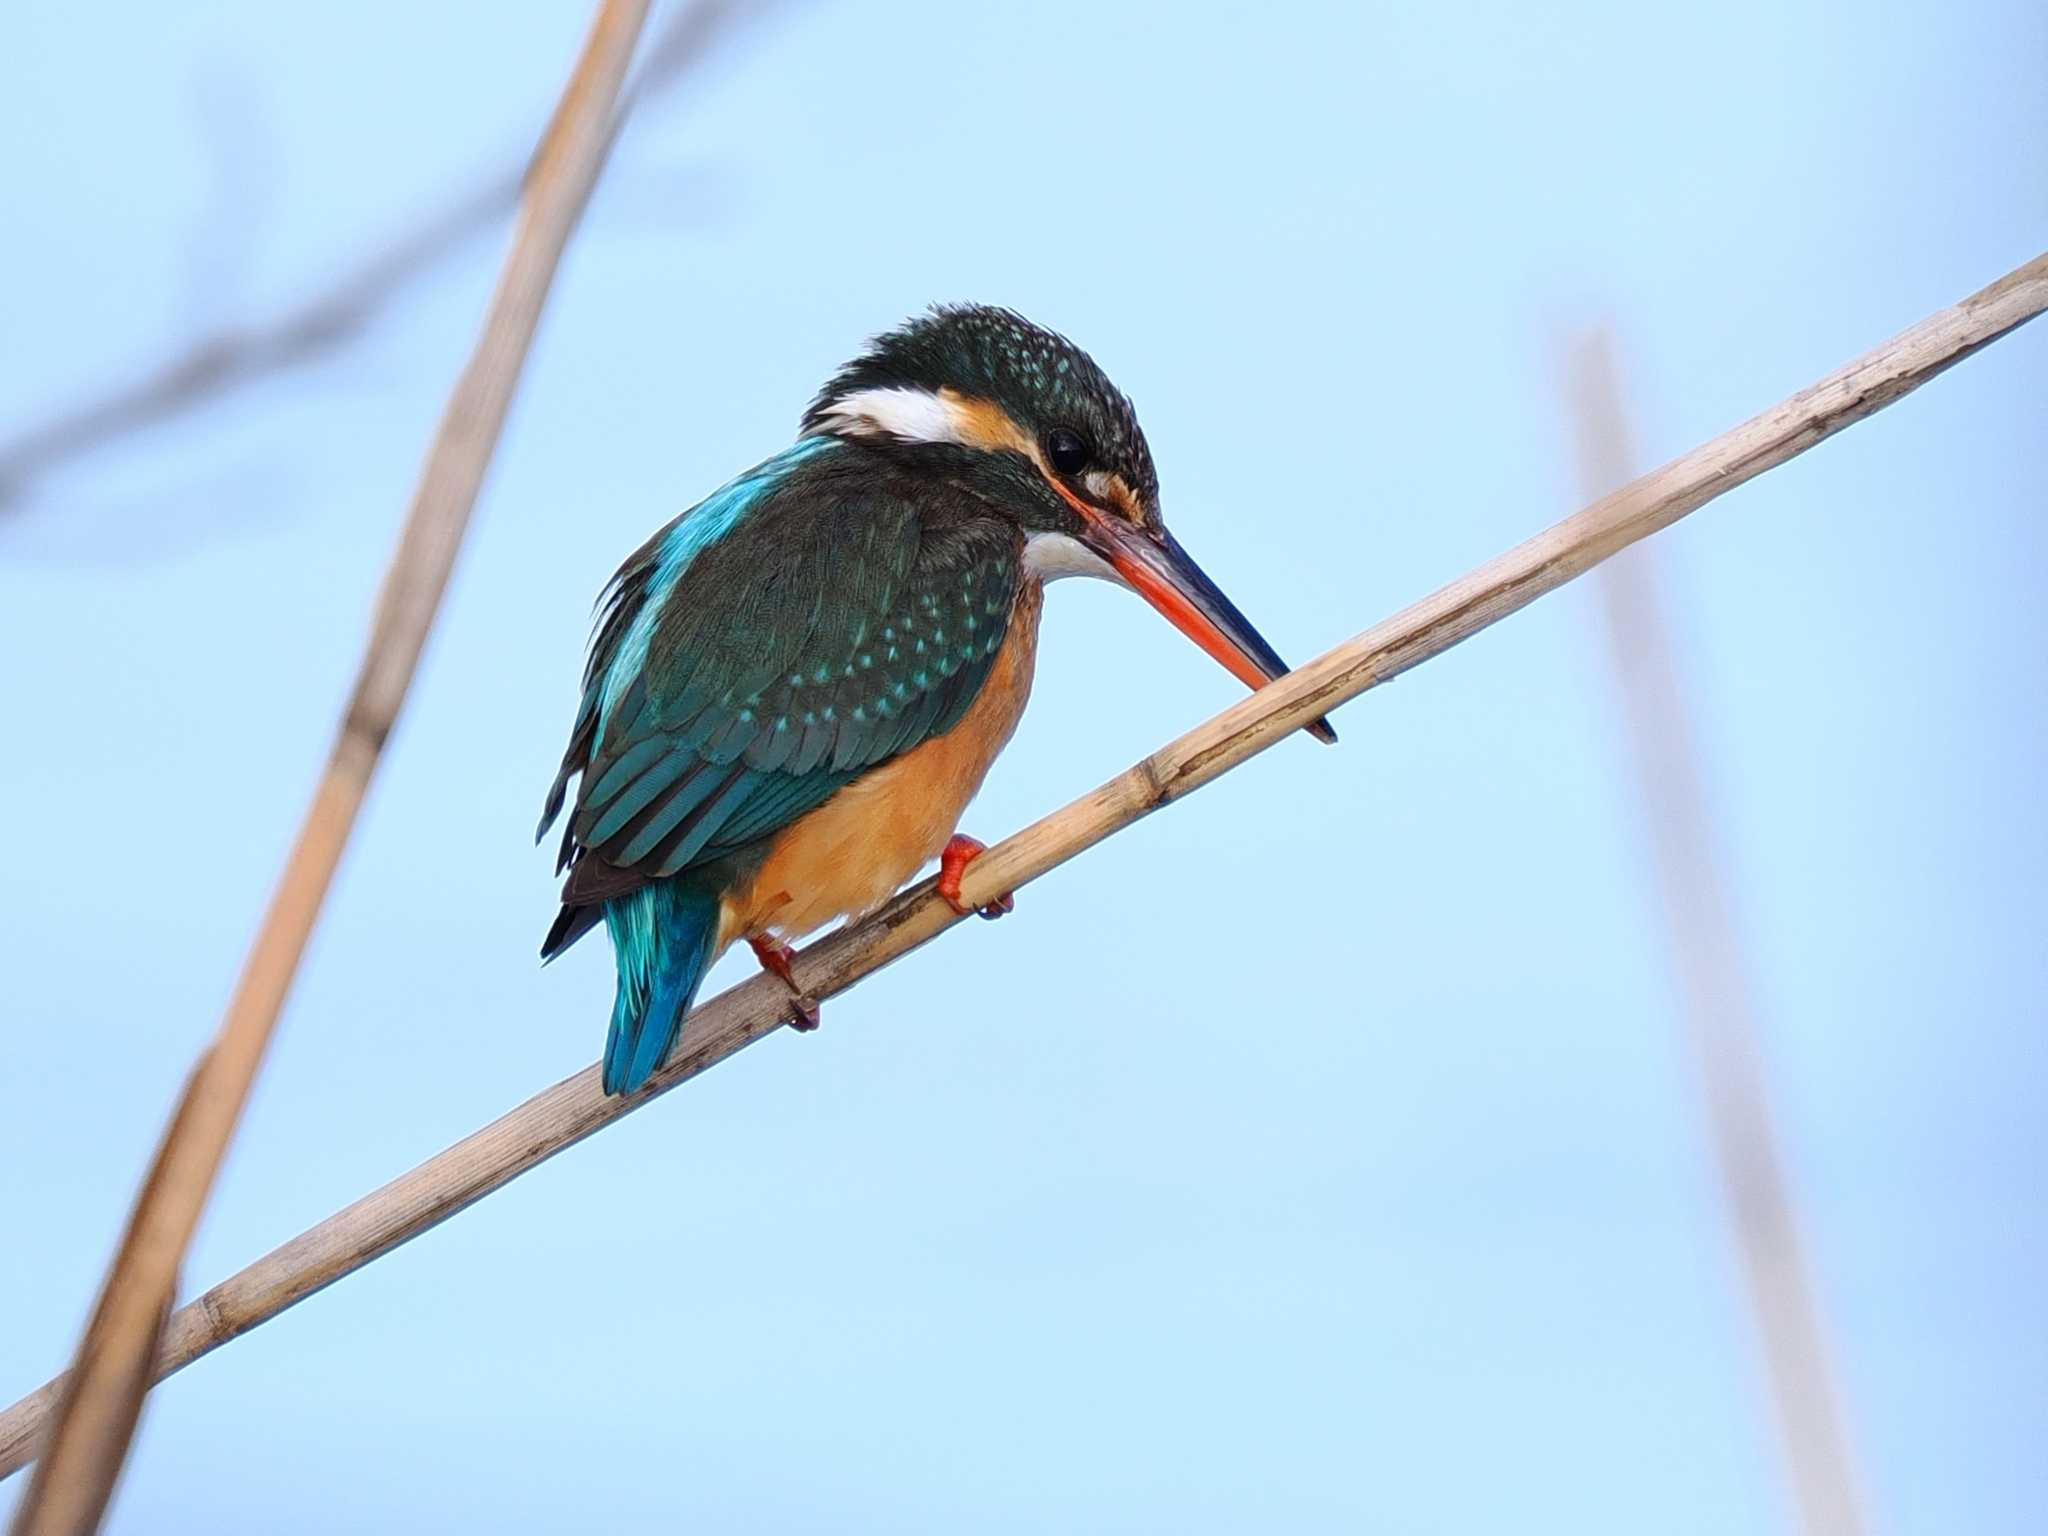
[2,2,2042,1531]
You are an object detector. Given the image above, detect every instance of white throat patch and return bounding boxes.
[1024,531,1125,586]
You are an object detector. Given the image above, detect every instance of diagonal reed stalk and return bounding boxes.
[4,4,651,1531]
[3,251,2044,1492]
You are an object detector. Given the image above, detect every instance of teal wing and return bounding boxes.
[540,462,1021,953]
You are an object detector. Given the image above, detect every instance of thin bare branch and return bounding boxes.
[1565,328,1866,1535]
[2,250,2043,1487]
[0,0,751,510]
[4,5,652,1530]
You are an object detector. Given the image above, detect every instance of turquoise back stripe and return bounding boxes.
[598,435,841,735]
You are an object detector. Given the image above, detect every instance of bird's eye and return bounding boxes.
[1045,427,1092,476]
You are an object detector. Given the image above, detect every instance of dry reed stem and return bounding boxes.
[4,5,651,1530]
[1567,328,1866,1536]
[0,0,751,510]
[3,250,2044,1489]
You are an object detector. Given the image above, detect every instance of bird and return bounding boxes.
[538,304,1334,1095]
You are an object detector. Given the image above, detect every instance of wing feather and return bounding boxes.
[539,446,1022,931]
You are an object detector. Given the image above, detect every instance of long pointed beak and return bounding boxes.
[1085,518,1337,744]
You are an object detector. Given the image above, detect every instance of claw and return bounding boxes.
[748,933,820,1031]
[938,834,1014,920]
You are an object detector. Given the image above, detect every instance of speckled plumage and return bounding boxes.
[538,433,1031,1092]
[802,305,1158,512]
[542,304,1322,1094]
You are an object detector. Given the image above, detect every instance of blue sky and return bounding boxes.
[2,2,2042,1531]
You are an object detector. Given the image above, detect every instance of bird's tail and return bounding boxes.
[601,876,722,1096]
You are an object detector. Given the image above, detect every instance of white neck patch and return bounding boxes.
[813,385,964,445]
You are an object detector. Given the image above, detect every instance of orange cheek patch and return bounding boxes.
[1098,473,1143,524]
[939,390,1037,456]
[938,394,1139,528]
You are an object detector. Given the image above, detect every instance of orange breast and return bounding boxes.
[718,582,1044,947]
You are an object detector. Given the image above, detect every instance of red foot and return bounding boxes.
[937,834,1015,921]
[748,933,820,1031]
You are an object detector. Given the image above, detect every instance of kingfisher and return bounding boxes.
[539,305,1334,1094]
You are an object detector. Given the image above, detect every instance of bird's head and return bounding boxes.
[803,304,1334,742]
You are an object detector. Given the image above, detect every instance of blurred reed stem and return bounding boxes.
[0,0,758,510]
[5,4,651,1531]
[1566,327,1866,1536]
